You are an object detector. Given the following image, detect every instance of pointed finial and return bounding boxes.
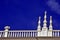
[44,11,47,18]
[50,16,52,23]
[39,16,41,20]
[38,16,41,23]
[50,16,52,20]
[37,16,41,31]
[49,16,52,30]
[43,11,47,28]
[45,11,47,14]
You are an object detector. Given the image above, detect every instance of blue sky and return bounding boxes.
[0,0,60,30]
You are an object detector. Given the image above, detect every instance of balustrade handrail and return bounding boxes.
[8,30,37,32]
[0,31,4,32]
[53,30,60,32]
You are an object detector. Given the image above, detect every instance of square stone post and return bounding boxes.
[4,26,10,37]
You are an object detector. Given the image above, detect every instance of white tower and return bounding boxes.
[37,16,41,37]
[41,11,48,37]
[48,16,53,37]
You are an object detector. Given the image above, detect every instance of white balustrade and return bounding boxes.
[0,31,4,37]
[7,30,37,37]
[53,30,60,37]
[0,30,60,37]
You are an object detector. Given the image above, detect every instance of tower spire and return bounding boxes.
[37,16,41,31]
[49,16,52,30]
[43,11,47,28]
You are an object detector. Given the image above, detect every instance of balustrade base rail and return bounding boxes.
[0,37,60,40]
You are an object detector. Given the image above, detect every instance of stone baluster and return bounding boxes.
[26,32,27,37]
[24,32,25,37]
[28,32,30,37]
[10,32,11,37]
[19,32,20,37]
[3,32,4,37]
[1,32,2,37]
[9,32,10,37]
[13,32,14,37]
[0,32,1,37]
[31,32,32,37]
[58,31,59,37]
[53,31,54,37]
[20,32,21,37]
[10,32,12,37]
[8,32,9,37]
[17,32,19,37]
[15,32,16,37]
[22,32,23,37]
[16,32,18,37]
[0,32,2,37]
[35,32,36,37]
[33,32,34,37]
[55,32,57,37]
